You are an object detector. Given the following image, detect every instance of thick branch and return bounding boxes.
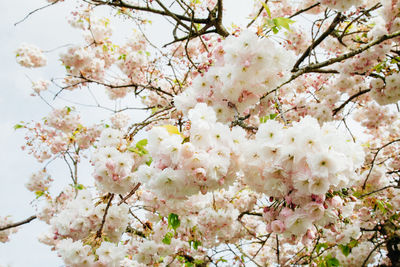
[89,0,209,24]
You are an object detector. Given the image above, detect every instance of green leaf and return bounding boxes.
[145,157,153,166]
[260,113,278,123]
[74,184,85,190]
[181,136,190,144]
[162,232,173,245]
[168,213,180,231]
[376,199,387,213]
[260,116,268,123]
[189,240,202,250]
[14,124,24,130]
[136,139,148,149]
[35,191,44,198]
[326,257,340,267]
[194,259,204,265]
[348,239,358,248]
[260,1,271,18]
[273,17,295,30]
[339,244,350,256]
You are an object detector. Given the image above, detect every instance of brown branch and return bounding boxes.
[89,0,209,24]
[337,3,382,45]
[96,193,114,238]
[363,139,400,190]
[276,234,280,265]
[214,7,229,37]
[247,0,268,28]
[0,215,37,231]
[289,3,321,19]
[361,240,386,267]
[292,12,343,72]
[118,183,141,205]
[15,2,59,26]
[359,185,400,198]
[296,30,400,75]
[154,0,192,32]
[332,89,370,116]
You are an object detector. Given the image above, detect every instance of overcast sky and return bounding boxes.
[0,1,253,266]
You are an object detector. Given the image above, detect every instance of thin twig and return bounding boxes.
[0,216,37,231]
[363,139,400,189]
[118,183,141,205]
[96,193,114,238]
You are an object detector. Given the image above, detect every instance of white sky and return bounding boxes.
[0,0,252,266]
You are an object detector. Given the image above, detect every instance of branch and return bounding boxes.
[118,183,141,205]
[15,2,59,26]
[361,240,386,267]
[296,30,400,75]
[289,3,321,19]
[247,0,268,28]
[292,12,343,72]
[359,185,400,198]
[363,139,400,189]
[332,89,370,116]
[89,0,209,23]
[96,193,114,238]
[0,215,37,231]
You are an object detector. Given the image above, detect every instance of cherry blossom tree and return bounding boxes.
[3,0,400,266]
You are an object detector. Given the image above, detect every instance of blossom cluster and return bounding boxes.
[137,103,244,199]
[21,107,100,162]
[15,43,47,68]
[91,128,142,194]
[45,189,129,244]
[241,116,364,236]
[25,169,53,193]
[56,238,127,267]
[370,73,400,105]
[175,31,294,122]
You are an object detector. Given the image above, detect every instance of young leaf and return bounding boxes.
[162,232,173,245]
[168,213,180,230]
[339,244,350,256]
[260,1,271,18]
[273,17,295,30]
[136,139,148,149]
[13,124,24,130]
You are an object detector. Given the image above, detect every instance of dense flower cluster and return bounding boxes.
[137,103,244,198]
[175,31,294,122]
[370,73,400,105]
[92,128,141,194]
[242,116,364,236]
[43,189,129,244]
